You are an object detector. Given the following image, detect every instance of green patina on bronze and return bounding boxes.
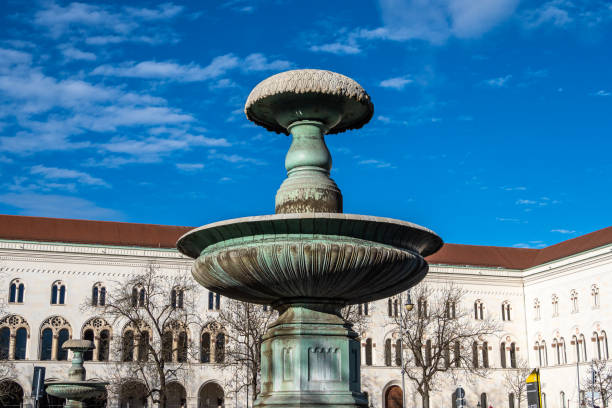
[177,69,443,408]
[45,340,108,408]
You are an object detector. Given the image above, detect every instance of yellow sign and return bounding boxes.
[526,369,542,408]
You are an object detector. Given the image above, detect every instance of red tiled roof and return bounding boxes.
[0,214,610,269]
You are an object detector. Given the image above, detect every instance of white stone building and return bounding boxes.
[0,214,609,408]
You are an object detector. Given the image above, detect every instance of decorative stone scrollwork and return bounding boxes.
[41,316,72,335]
[0,314,29,332]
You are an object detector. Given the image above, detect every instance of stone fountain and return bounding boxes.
[45,340,108,408]
[177,69,443,408]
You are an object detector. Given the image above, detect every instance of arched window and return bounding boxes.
[122,330,134,362]
[177,331,188,362]
[0,327,9,360]
[41,328,53,360]
[215,333,225,363]
[552,295,559,317]
[8,279,25,304]
[394,299,399,317]
[138,331,149,362]
[201,332,211,363]
[162,331,173,362]
[443,344,451,368]
[39,316,71,360]
[82,317,112,362]
[535,341,542,367]
[418,297,428,318]
[395,339,402,366]
[365,338,373,366]
[601,330,609,359]
[425,339,432,367]
[591,285,600,308]
[454,341,461,367]
[541,340,548,367]
[509,393,515,408]
[572,335,580,363]
[579,333,587,361]
[51,281,66,305]
[481,393,488,408]
[570,290,578,313]
[482,341,489,368]
[208,292,221,310]
[500,342,507,368]
[83,329,95,361]
[131,285,145,307]
[91,283,106,307]
[445,301,456,319]
[387,299,393,317]
[56,328,70,360]
[0,315,29,360]
[558,337,567,364]
[171,287,184,309]
[474,300,484,320]
[472,342,479,368]
[384,339,392,366]
[560,392,566,408]
[502,301,511,321]
[534,299,541,320]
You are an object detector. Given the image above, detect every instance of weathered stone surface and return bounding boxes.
[245,69,373,135]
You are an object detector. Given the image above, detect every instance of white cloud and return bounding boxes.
[309,42,361,55]
[496,217,522,223]
[513,241,547,249]
[34,2,183,43]
[379,76,413,90]
[358,159,395,168]
[30,165,109,187]
[592,90,610,96]
[0,192,122,220]
[523,0,573,28]
[551,228,576,234]
[377,115,392,123]
[92,53,291,81]
[483,74,512,87]
[59,45,97,61]
[176,163,204,172]
[502,186,527,191]
[516,199,537,204]
[208,149,267,166]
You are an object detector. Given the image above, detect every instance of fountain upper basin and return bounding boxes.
[177,213,442,305]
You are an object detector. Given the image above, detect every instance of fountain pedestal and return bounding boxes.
[177,69,443,408]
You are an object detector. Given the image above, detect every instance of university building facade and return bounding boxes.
[0,214,609,408]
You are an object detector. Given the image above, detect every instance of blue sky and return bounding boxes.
[0,0,610,248]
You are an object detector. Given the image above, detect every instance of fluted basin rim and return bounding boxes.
[177,213,443,259]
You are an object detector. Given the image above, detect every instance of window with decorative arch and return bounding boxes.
[161,320,190,363]
[384,338,392,366]
[131,284,145,308]
[552,295,559,317]
[364,338,373,366]
[0,315,29,360]
[358,303,369,316]
[445,300,456,319]
[501,301,512,321]
[81,317,112,361]
[592,330,609,360]
[39,316,71,360]
[571,334,588,362]
[170,286,184,309]
[122,320,151,362]
[91,282,106,307]
[570,290,579,313]
[51,281,66,305]
[552,336,567,365]
[533,299,541,320]
[417,297,427,318]
[591,285,600,309]
[474,300,484,320]
[8,279,25,304]
[200,321,226,364]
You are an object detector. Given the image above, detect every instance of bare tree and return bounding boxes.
[85,264,201,408]
[216,299,277,402]
[504,359,530,408]
[341,302,374,339]
[393,283,502,408]
[581,359,612,408]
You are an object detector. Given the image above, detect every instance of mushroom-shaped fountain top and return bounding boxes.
[245,69,374,135]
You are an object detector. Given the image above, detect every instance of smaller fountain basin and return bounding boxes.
[45,381,108,401]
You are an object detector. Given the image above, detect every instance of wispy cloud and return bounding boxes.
[309,42,361,55]
[0,192,122,220]
[592,90,610,96]
[496,217,523,223]
[30,165,109,187]
[502,186,527,191]
[379,76,413,90]
[483,74,512,88]
[551,228,576,234]
[92,53,292,81]
[513,241,547,249]
[59,44,96,61]
[208,149,267,166]
[358,159,395,168]
[176,163,204,172]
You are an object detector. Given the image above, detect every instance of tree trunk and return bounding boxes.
[422,387,430,408]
